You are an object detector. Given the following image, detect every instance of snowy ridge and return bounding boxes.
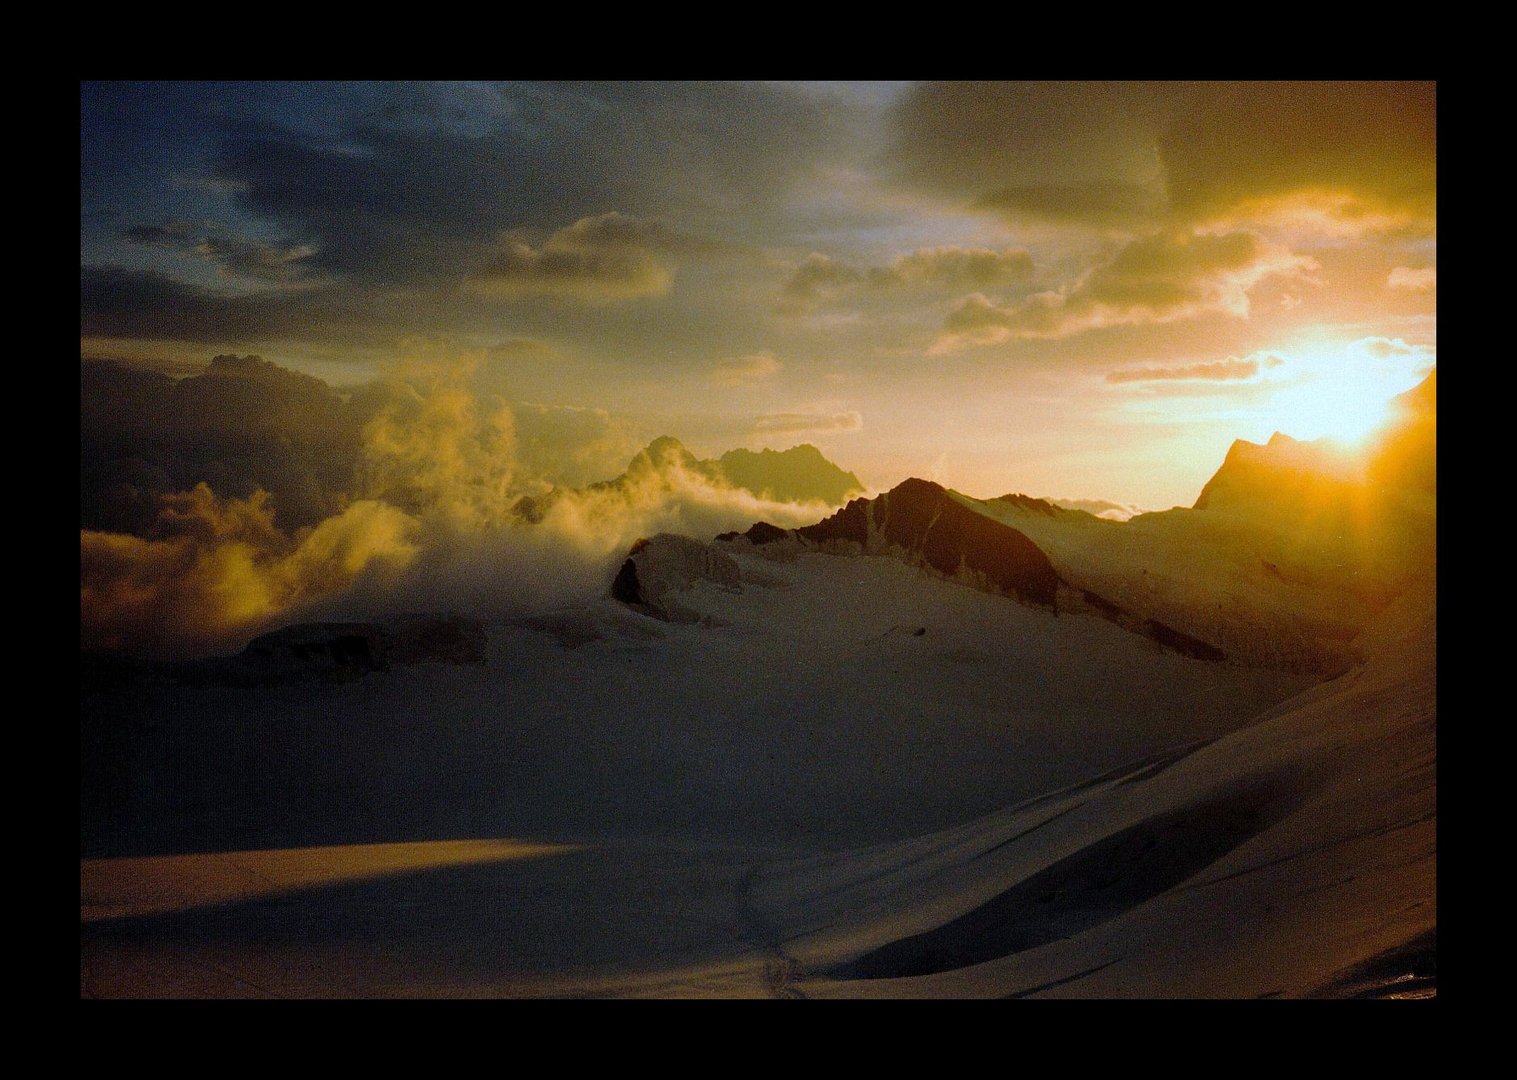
[711,476,1225,662]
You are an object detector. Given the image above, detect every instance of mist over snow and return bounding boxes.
[81,357,857,657]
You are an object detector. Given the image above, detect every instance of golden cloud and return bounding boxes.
[1388,266,1437,292]
[932,229,1318,350]
[714,352,784,385]
[81,486,417,656]
[754,411,863,434]
[890,81,1435,230]
[1106,357,1271,384]
[467,212,675,302]
[781,245,1034,311]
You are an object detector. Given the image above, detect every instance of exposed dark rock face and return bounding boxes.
[511,494,548,524]
[610,553,644,605]
[122,614,490,687]
[715,520,793,545]
[796,478,1061,608]
[796,495,871,548]
[609,533,741,623]
[878,478,1061,608]
[1142,618,1227,662]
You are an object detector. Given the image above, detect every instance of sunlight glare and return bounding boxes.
[1265,337,1431,447]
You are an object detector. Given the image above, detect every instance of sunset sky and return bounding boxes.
[81,81,1435,509]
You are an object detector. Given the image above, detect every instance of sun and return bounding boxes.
[1263,338,1429,448]
[1270,379,1392,447]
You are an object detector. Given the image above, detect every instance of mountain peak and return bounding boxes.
[1391,369,1436,418]
[643,435,691,456]
[626,436,702,477]
[716,444,864,505]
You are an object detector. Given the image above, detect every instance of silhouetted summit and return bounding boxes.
[1193,369,1437,514]
[798,477,1063,608]
[717,444,864,506]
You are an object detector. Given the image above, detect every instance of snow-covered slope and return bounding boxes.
[80,557,1432,997]
[79,384,1435,998]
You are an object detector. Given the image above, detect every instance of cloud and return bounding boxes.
[510,401,641,489]
[196,82,847,288]
[466,212,676,302]
[885,245,1035,289]
[714,352,784,385]
[974,183,1166,225]
[357,362,519,529]
[81,354,364,535]
[195,236,319,283]
[1352,337,1436,365]
[932,229,1318,350]
[888,82,1169,227]
[1388,266,1436,292]
[1046,497,1149,521]
[888,81,1436,229]
[81,485,417,656]
[754,411,863,434]
[82,357,858,657]
[123,222,191,246]
[1106,357,1272,384]
[80,265,358,343]
[781,253,865,308]
[123,222,320,283]
[1156,82,1436,224]
[782,245,1033,310]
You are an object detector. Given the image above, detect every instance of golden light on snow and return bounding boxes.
[81,839,582,922]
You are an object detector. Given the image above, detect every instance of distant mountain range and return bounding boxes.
[513,436,865,522]
[617,371,1437,678]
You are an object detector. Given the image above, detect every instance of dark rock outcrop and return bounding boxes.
[799,478,1061,608]
[715,520,792,545]
[609,533,742,623]
[135,614,489,687]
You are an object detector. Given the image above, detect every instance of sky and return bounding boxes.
[81,80,1436,511]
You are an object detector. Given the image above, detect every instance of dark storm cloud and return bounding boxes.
[211,82,846,287]
[81,265,348,342]
[1156,81,1436,221]
[80,354,366,535]
[889,81,1436,227]
[888,81,1169,226]
[195,236,318,283]
[123,222,191,246]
